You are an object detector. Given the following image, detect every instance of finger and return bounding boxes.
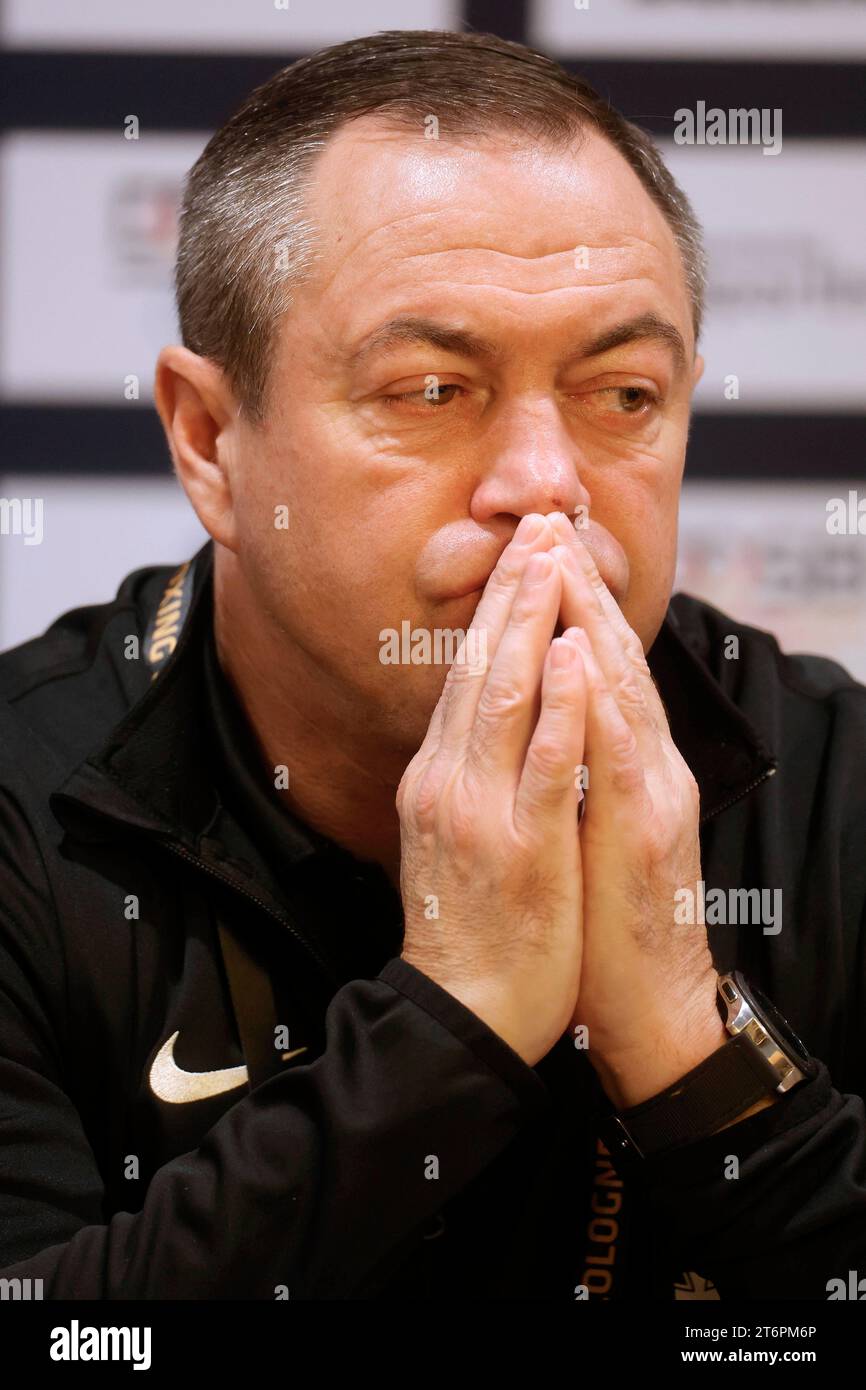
[547,510,656,677]
[463,550,563,783]
[514,626,587,833]
[421,513,555,760]
[546,513,669,735]
[553,543,666,746]
[571,627,651,824]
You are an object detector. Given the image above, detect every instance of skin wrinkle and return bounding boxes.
[345,241,667,272]
[327,262,672,305]
[311,156,678,300]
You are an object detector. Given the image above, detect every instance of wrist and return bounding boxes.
[591,1011,729,1110]
[400,960,541,1066]
[596,972,809,1160]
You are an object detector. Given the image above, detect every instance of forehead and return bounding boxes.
[293,114,691,346]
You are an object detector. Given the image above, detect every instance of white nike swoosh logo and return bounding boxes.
[149,1030,308,1104]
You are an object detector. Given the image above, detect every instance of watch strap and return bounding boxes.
[599,1032,780,1162]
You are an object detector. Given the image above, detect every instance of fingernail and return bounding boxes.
[565,626,591,654]
[550,637,575,668]
[516,514,546,545]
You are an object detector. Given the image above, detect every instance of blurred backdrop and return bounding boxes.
[1,0,864,674]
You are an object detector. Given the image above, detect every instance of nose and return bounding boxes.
[468,396,592,529]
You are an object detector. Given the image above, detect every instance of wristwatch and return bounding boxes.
[598,971,815,1163]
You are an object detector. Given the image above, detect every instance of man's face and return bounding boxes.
[227,115,702,751]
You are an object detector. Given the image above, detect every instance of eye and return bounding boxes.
[381,383,464,409]
[597,386,659,414]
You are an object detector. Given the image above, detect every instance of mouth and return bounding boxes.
[446,561,621,610]
[439,522,628,609]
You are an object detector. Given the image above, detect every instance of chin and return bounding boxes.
[374,672,445,746]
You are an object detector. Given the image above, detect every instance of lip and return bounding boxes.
[443,557,623,606]
[435,520,628,607]
[444,581,488,602]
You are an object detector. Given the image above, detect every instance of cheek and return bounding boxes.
[591,475,680,645]
[620,534,679,651]
[231,454,431,645]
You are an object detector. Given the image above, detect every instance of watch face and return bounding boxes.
[734,972,811,1062]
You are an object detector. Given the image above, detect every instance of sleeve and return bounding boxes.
[0,955,550,1299]
[623,682,866,1303]
[0,782,550,1299]
[618,1058,866,1299]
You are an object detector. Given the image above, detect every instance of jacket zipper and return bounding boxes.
[699,763,777,827]
[162,837,341,987]
[161,770,773,968]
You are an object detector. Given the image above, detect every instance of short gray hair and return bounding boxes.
[175,29,706,426]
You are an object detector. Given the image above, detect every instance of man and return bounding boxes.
[0,29,864,1301]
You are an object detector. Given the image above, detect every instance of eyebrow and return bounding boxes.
[345,317,500,371]
[583,312,688,374]
[345,311,688,375]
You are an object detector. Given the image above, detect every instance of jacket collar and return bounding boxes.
[53,540,221,847]
[647,596,777,820]
[51,540,777,856]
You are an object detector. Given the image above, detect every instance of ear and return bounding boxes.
[692,353,706,389]
[154,345,241,552]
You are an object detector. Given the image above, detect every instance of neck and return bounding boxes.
[213,550,406,892]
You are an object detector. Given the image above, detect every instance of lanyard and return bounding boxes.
[142,558,197,678]
[577,1134,633,1300]
[142,555,283,1092]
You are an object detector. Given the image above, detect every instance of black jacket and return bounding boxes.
[1,541,865,1300]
